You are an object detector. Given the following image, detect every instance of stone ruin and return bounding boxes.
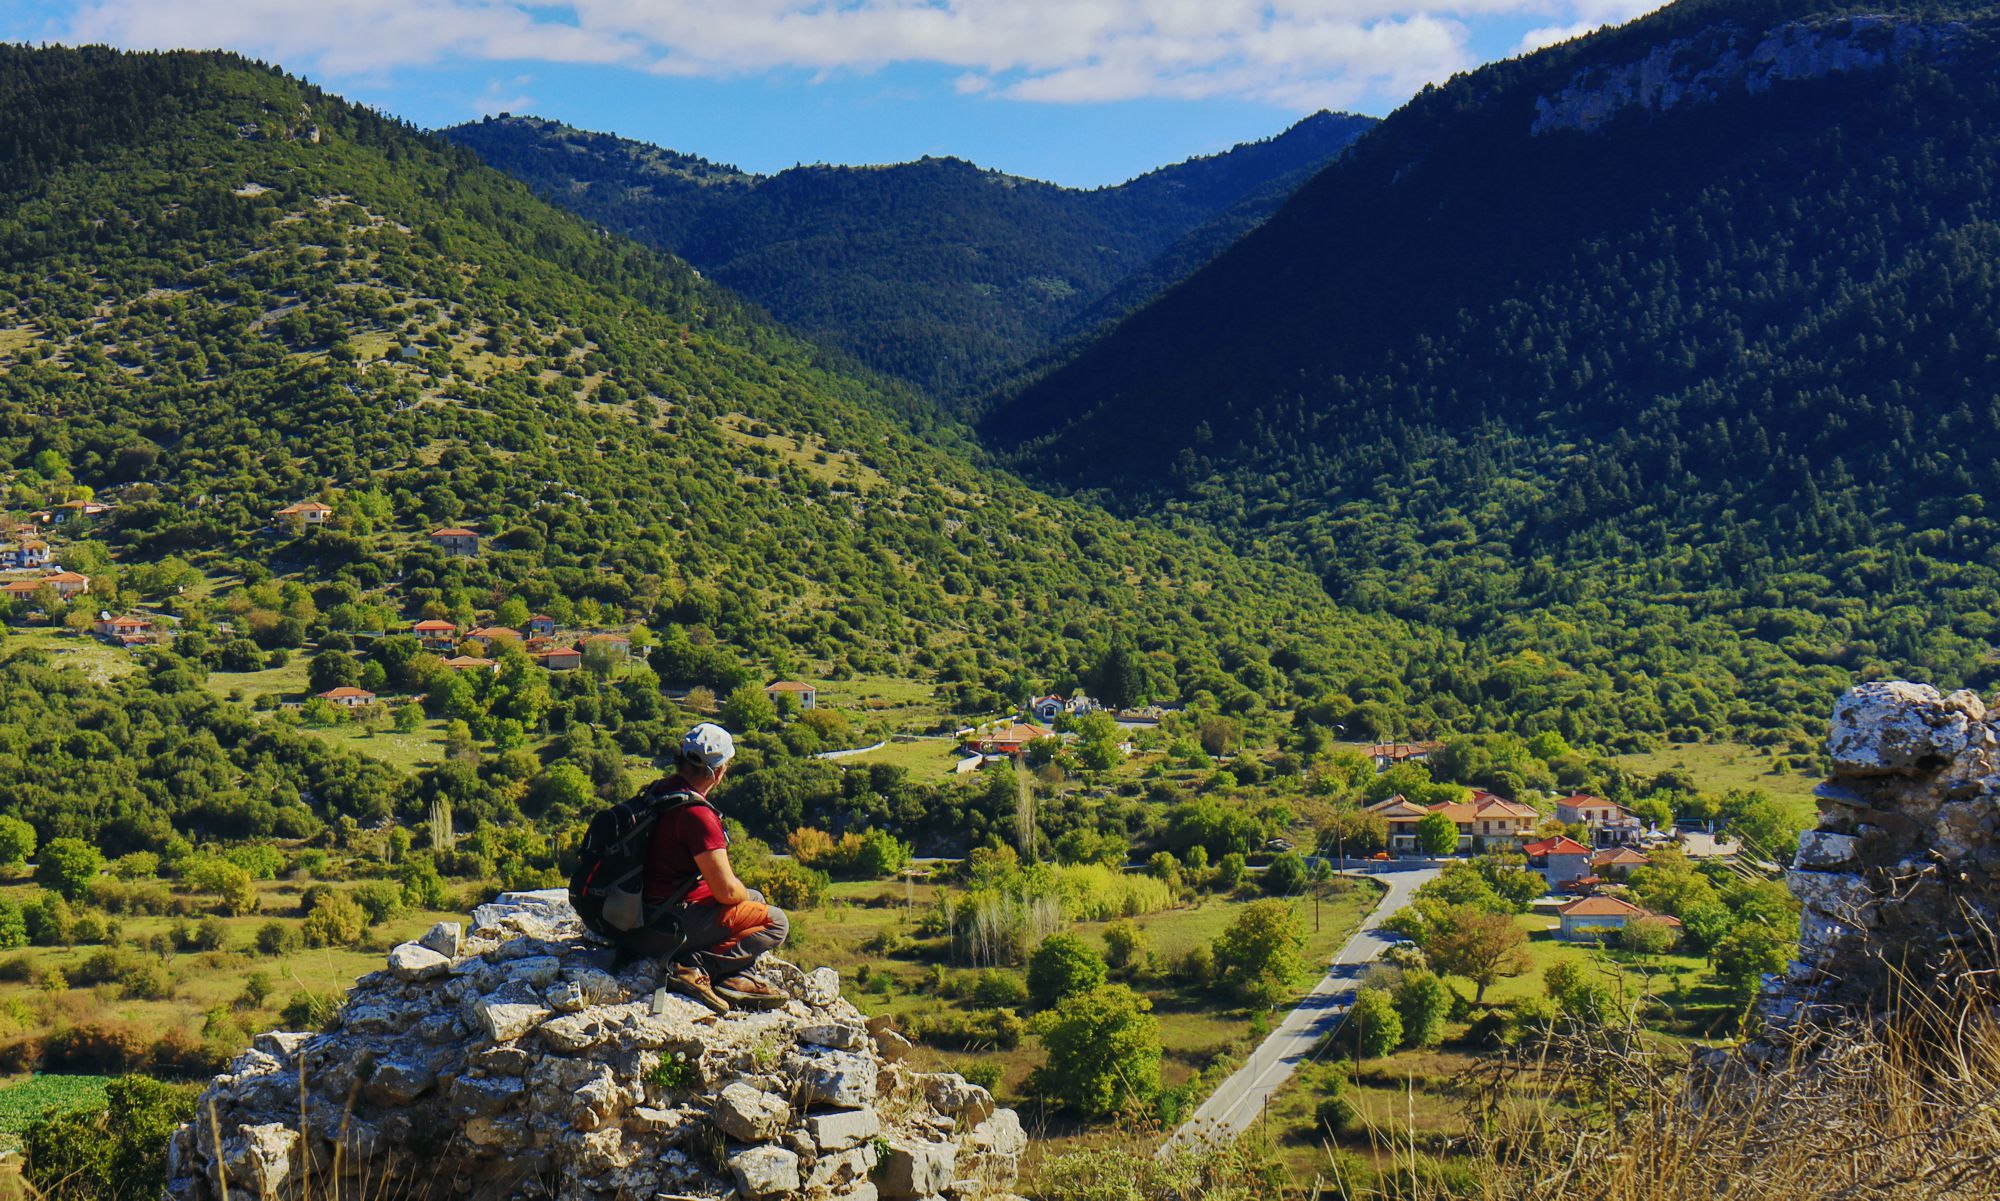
[1763,680,2000,1033]
[167,890,1027,1201]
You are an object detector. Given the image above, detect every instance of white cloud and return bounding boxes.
[62,1,1668,109]
[1516,1,1664,54]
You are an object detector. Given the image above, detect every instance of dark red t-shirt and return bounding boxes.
[644,793,727,904]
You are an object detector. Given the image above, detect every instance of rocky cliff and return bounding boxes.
[1533,15,1970,136]
[166,890,1025,1201]
[1764,681,2000,1033]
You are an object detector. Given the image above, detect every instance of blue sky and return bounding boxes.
[2,1,1662,187]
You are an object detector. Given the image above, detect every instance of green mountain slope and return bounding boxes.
[986,0,2000,748]
[442,111,1374,403]
[0,45,1412,731]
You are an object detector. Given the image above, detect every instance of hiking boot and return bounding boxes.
[716,972,787,1011]
[666,963,730,1015]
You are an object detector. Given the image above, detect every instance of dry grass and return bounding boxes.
[1031,969,2000,1200]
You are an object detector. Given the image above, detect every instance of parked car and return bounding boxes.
[1264,837,1294,852]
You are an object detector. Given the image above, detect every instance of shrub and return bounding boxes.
[352,880,407,924]
[0,815,36,868]
[1172,943,1216,986]
[25,892,73,946]
[971,969,1030,1008]
[35,837,104,899]
[960,1061,1004,1091]
[1104,920,1150,971]
[222,843,286,880]
[0,899,24,949]
[254,920,301,956]
[1393,969,1453,1049]
[300,892,366,948]
[41,1022,153,1073]
[23,1075,195,1200]
[1349,987,1403,1059]
[1028,933,1109,1010]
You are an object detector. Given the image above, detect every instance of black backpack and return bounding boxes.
[569,779,721,941]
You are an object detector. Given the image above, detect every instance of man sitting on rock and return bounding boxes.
[634,721,790,1014]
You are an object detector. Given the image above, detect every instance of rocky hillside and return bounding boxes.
[444,112,1374,404]
[170,891,1024,1201]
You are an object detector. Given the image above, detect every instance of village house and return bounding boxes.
[1591,846,1650,879]
[1422,792,1540,852]
[0,540,50,570]
[1555,895,1682,942]
[442,655,498,674]
[766,680,817,710]
[1365,740,1445,770]
[411,619,458,652]
[964,722,1047,756]
[14,568,94,596]
[93,613,154,645]
[538,646,583,671]
[1029,694,1068,724]
[317,686,376,708]
[51,500,112,525]
[527,614,558,639]
[1367,795,1434,853]
[429,527,480,557]
[1524,835,1596,889]
[465,626,521,647]
[1557,792,1644,847]
[273,501,334,527]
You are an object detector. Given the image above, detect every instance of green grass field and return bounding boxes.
[3,629,138,686]
[1613,741,1819,821]
[0,1074,109,1147]
[840,738,969,779]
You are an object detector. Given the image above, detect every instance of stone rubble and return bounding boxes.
[1762,681,2000,1033]
[166,889,1027,1201]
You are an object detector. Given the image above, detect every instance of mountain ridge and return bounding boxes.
[442,110,1376,404]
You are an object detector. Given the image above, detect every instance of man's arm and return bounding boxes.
[693,846,752,906]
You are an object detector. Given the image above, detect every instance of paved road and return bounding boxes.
[1160,861,1443,1154]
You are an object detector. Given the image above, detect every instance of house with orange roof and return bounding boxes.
[1365,741,1445,770]
[1425,792,1540,852]
[41,571,89,599]
[1556,895,1683,941]
[273,500,334,527]
[965,722,1048,756]
[0,539,49,570]
[1367,795,1434,853]
[764,680,818,711]
[1558,792,1644,847]
[411,619,458,652]
[93,613,154,645]
[1591,846,1650,879]
[429,527,480,557]
[442,655,498,674]
[317,685,376,708]
[1524,835,1595,888]
[527,614,558,639]
[464,626,521,652]
[538,646,583,671]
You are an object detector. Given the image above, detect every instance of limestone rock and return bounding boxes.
[1826,681,1983,777]
[165,891,1024,1201]
[418,920,462,958]
[712,1082,790,1141]
[1794,830,1861,869]
[387,941,451,983]
[729,1145,801,1198]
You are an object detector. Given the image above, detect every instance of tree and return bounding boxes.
[1711,920,1791,993]
[1215,852,1247,891]
[1421,905,1531,1003]
[1027,933,1109,1009]
[1544,960,1621,1026]
[1103,920,1149,971]
[720,683,778,732]
[35,837,103,900]
[1416,811,1460,857]
[301,892,366,948]
[1262,851,1308,896]
[0,815,36,867]
[1393,969,1452,1048]
[1317,807,1387,858]
[23,1075,194,1201]
[1349,986,1403,1059]
[1213,898,1309,1005]
[1031,984,1161,1118]
[1616,915,1681,955]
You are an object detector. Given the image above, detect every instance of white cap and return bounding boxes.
[680,722,735,770]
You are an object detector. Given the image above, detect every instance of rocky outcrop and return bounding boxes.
[1762,681,2000,1033]
[166,890,1026,1201]
[1533,15,1970,136]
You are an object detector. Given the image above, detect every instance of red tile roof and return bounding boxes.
[765,680,816,693]
[1557,895,1647,917]
[1593,847,1649,868]
[318,686,375,701]
[1524,836,1593,857]
[412,619,457,632]
[430,527,478,537]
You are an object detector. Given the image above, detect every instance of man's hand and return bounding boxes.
[693,846,752,906]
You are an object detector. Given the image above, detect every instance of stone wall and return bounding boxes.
[167,890,1026,1201]
[1764,681,2000,1032]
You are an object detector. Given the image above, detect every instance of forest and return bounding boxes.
[443,111,1374,404]
[987,0,2000,758]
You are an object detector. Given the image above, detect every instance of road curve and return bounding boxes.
[1160,861,1442,1154]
